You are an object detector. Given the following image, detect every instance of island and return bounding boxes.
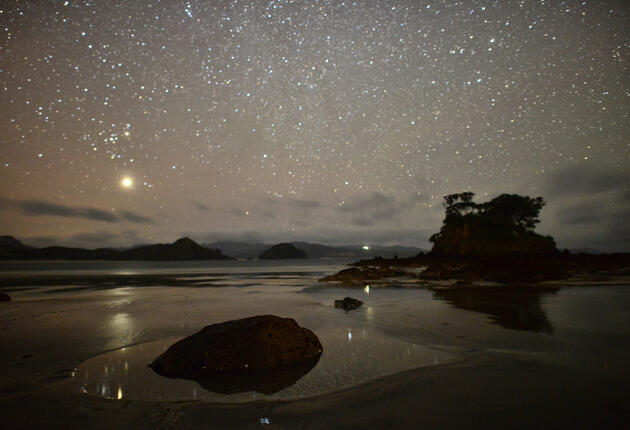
[321,192,630,285]
[259,243,308,260]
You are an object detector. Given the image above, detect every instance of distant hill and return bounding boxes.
[202,241,269,259]
[259,243,308,260]
[0,235,32,249]
[119,237,232,261]
[0,235,33,259]
[204,240,425,259]
[570,248,603,255]
[0,237,232,261]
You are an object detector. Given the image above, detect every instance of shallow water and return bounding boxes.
[75,328,452,402]
[1,260,629,402]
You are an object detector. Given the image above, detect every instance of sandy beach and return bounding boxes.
[1,261,629,428]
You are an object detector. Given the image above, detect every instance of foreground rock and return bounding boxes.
[149,315,322,394]
[334,297,363,311]
[0,292,10,302]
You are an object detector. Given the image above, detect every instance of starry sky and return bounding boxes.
[1,1,629,251]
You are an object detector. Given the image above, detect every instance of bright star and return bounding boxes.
[121,177,133,189]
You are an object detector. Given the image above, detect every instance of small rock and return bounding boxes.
[334,297,363,311]
[0,292,11,302]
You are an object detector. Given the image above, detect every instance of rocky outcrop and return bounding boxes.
[417,254,570,283]
[320,266,407,282]
[149,315,322,394]
[259,243,307,259]
[430,224,558,257]
[334,297,363,311]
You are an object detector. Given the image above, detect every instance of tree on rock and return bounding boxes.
[430,193,556,256]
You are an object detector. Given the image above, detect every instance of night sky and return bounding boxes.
[1,1,629,251]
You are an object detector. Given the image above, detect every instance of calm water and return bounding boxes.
[1,260,629,402]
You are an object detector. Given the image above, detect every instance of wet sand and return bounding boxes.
[2,352,628,429]
[1,268,630,428]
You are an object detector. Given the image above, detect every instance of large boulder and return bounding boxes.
[149,315,322,394]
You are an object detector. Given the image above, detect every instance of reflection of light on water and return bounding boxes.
[366,306,374,321]
[260,417,270,425]
[75,331,454,402]
[364,284,370,294]
[110,313,131,334]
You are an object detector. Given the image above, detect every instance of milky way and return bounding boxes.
[1,1,629,250]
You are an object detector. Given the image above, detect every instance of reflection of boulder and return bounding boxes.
[334,297,363,311]
[149,315,322,394]
[0,292,10,302]
[431,287,555,334]
[172,358,320,394]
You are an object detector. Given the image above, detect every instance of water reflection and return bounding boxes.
[431,286,557,334]
[74,327,452,402]
[152,357,320,395]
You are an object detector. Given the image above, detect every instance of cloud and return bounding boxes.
[266,197,323,211]
[547,164,629,197]
[188,226,435,248]
[26,229,145,249]
[118,210,154,224]
[0,198,154,224]
[20,200,119,222]
[192,201,209,211]
[338,192,425,226]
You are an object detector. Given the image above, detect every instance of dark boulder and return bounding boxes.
[149,315,322,394]
[0,292,10,302]
[334,297,363,311]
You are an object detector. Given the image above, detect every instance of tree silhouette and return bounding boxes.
[430,192,554,255]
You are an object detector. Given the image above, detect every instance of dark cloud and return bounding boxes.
[118,210,154,224]
[26,229,144,249]
[192,226,435,248]
[547,164,628,197]
[339,192,425,226]
[558,201,604,225]
[192,201,209,211]
[265,197,323,213]
[20,200,119,222]
[0,198,153,224]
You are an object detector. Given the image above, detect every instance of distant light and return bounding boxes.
[117,387,123,400]
[364,284,370,294]
[121,177,133,188]
[362,245,369,250]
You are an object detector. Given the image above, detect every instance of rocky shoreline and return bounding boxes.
[320,252,630,286]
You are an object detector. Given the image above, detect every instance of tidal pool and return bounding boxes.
[73,324,453,402]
